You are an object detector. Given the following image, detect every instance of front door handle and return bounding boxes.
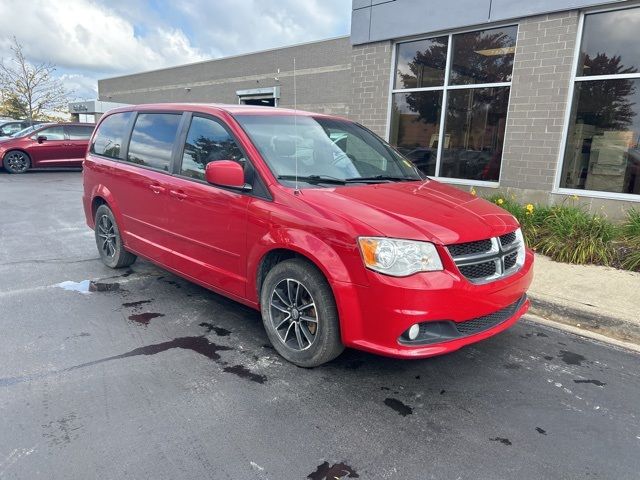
[169,190,188,200]
[149,184,165,194]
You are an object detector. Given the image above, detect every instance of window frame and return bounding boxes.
[386,23,518,188]
[554,5,640,203]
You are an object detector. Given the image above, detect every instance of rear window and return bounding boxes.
[127,113,181,171]
[91,112,133,159]
[67,125,95,140]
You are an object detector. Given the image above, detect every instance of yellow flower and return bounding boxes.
[571,194,579,201]
[525,203,534,214]
[496,198,504,205]
[470,187,477,196]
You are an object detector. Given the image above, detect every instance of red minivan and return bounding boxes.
[1,122,95,173]
[83,104,534,367]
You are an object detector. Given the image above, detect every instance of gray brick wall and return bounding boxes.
[350,41,392,137]
[500,11,579,191]
[99,37,352,116]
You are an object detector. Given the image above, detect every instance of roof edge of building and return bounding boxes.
[99,34,351,83]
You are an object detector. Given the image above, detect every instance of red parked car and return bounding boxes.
[83,104,533,367]
[1,122,95,173]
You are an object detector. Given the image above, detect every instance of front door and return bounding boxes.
[164,114,251,298]
[28,126,68,166]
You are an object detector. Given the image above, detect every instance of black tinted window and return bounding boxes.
[127,113,181,171]
[36,126,65,140]
[67,125,95,140]
[0,123,22,135]
[91,112,133,158]
[180,116,245,180]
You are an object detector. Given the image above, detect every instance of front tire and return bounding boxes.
[94,204,137,268]
[3,150,31,174]
[260,258,344,367]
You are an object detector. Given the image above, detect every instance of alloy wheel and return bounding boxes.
[97,214,117,258]
[269,278,318,351]
[5,152,28,173]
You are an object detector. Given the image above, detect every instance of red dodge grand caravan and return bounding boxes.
[83,104,533,367]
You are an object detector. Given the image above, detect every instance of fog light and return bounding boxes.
[408,324,420,340]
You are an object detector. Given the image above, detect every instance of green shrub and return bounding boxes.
[534,205,617,265]
[620,209,640,271]
[622,208,640,238]
[486,194,551,246]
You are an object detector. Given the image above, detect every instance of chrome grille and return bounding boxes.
[447,230,524,284]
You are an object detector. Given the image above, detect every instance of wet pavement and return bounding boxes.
[1,171,639,479]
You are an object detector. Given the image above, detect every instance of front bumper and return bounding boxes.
[333,248,534,359]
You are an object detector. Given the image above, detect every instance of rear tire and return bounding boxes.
[94,204,137,268]
[260,258,344,367]
[3,150,31,174]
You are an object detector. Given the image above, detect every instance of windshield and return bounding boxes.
[11,125,38,137]
[234,115,423,187]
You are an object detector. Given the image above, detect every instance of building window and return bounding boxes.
[560,8,640,196]
[390,25,517,183]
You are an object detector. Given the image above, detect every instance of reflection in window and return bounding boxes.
[561,78,640,194]
[578,8,640,77]
[389,92,443,176]
[127,113,181,171]
[37,126,65,141]
[390,26,516,183]
[395,37,448,89]
[440,88,509,181]
[180,116,246,180]
[91,112,132,159]
[449,26,517,85]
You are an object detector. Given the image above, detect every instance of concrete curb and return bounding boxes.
[528,293,640,346]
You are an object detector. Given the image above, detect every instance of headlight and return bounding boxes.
[358,237,443,277]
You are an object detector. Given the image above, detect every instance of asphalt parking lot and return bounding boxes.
[1,171,639,480]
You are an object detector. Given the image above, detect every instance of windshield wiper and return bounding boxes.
[277,174,347,186]
[345,175,418,183]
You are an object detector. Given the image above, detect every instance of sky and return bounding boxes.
[0,0,352,101]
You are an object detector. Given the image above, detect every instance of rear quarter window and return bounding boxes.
[126,113,181,171]
[90,112,133,159]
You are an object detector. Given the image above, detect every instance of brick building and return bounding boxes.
[98,0,640,217]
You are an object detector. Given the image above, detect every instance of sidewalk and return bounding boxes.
[528,254,640,346]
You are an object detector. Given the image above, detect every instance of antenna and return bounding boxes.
[293,57,299,193]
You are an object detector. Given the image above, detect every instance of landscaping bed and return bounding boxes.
[482,193,640,272]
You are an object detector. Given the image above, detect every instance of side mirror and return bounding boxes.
[205,160,250,191]
[37,135,47,144]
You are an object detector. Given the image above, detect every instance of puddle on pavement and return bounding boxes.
[128,312,165,326]
[199,322,231,337]
[559,350,586,366]
[490,437,512,446]
[122,299,152,308]
[58,280,120,294]
[574,379,605,386]
[308,461,359,479]
[384,397,413,416]
[223,364,266,384]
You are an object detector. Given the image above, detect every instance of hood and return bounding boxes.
[296,179,519,245]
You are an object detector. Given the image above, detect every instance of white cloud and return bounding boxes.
[0,0,207,74]
[0,0,351,101]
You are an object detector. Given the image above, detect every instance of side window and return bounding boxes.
[67,125,95,140]
[180,116,246,180]
[91,112,132,158]
[127,113,181,171]
[36,126,65,140]
[1,123,21,135]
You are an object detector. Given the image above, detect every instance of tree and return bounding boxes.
[0,37,70,122]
